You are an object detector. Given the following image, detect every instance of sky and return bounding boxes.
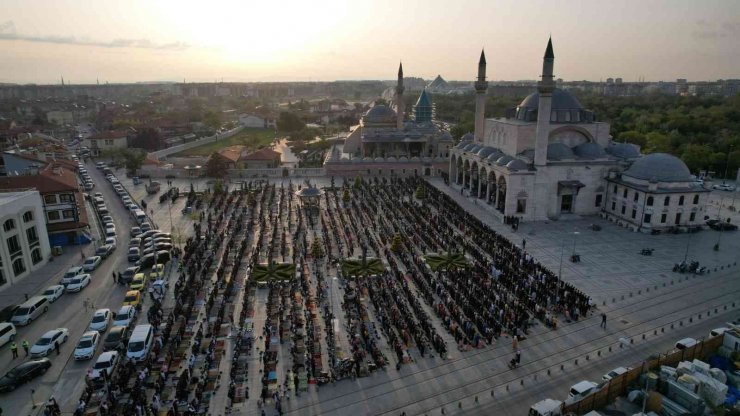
[0,0,739,84]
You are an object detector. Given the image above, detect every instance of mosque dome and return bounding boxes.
[506,159,529,171]
[573,142,607,159]
[363,156,373,162]
[351,157,361,164]
[606,143,640,159]
[512,88,594,123]
[624,153,692,182]
[398,156,409,162]
[364,105,397,123]
[547,143,575,160]
[477,146,497,158]
[469,145,482,153]
[519,88,583,110]
[374,157,385,162]
[461,132,475,142]
[386,156,397,162]
[495,155,514,166]
[463,143,477,152]
[485,149,504,162]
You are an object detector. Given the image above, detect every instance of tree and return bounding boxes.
[251,262,296,286]
[415,185,426,200]
[310,238,325,259]
[390,233,404,252]
[341,257,385,278]
[342,188,351,204]
[353,176,362,190]
[203,111,222,130]
[425,252,469,272]
[123,148,147,175]
[205,153,229,178]
[131,128,163,151]
[277,111,305,132]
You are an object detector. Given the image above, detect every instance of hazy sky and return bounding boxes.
[1,0,738,84]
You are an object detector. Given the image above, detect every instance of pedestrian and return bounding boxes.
[55,341,61,355]
[22,339,29,356]
[515,350,521,365]
[10,342,18,358]
[112,272,117,283]
[600,313,607,329]
[522,238,526,250]
[83,298,89,311]
[512,334,518,351]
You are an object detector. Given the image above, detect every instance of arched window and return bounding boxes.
[664,196,670,206]
[678,196,685,206]
[31,248,43,265]
[647,196,654,206]
[12,258,26,277]
[3,219,15,232]
[22,211,33,223]
[692,194,699,205]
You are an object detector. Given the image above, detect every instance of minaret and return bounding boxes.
[395,62,405,130]
[534,37,555,167]
[474,49,488,142]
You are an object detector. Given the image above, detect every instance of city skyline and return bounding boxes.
[0,0,739,84]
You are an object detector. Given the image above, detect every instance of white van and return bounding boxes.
[126,324,153,362]
[0,322,17,347]
[133,210,147,225]
[674,337,698,350]
[567,380,599,400]
[11,296,50,326]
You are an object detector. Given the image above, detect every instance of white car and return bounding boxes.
[62,266,84,283]
[29,328,69,358]
[602,366,631,381]
[105,237,117,249]
[42,285,65,303]
[91,350,119,379]
[88,309,112,332]
[112,305,137,329]
[74,331,100,360]
[66,274,91,292]
[82,256,102,272]
[712,183,736,191]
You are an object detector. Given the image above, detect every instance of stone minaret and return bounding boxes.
[474,50,488,143]
[534,38,555,167]
[395,62,405,130]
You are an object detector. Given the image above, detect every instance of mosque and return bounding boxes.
[449,38,709,231]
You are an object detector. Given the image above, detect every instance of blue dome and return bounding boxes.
[624,153,692,182]
[573,142,606,159]
[495,155,514,166]
[477,146,497,158]
[463,143,477,151]
[547,143,574,160]
[506,159,528,171]
[485,149,504,161]
[461,132,475,142]
[606,143,640,159]
[519,88,583,110]
[468,145,482,153]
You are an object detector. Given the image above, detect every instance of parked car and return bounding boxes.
[140,222,152,232]
[128,247,141,262]
[103,326,129,351]
[602,366,631,381]
[62,272,90,288]
[101,215,113,225]
[140,230,162,240]
[112,305,137,328]
[82,256,102,272]
[123,291,142,307]
[74,331,100,360]
[29,328,69,357]
[88,309,112,332]
[706,219,738,231]
[130,227,142,238]
[151,264,165,279]
[156,250,172,264]
[95,244,114,259]
[136,253,156,269]
[42,285,65,303]
[129,273,148,291]
[66,274,91,292]
[129,238,142,248]
[90,350,119,379]
[0,322,16,347]
[0,358,52,392]
[712,183,736,191]
[63,266,84,281]
[105,237,117,249]
[120,266,140,284]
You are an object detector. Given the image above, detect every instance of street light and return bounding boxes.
[683,221,692,263]
[571,231,580,257]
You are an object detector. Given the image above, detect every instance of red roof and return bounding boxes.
[0,162,78,193]
[217,146,245,163]
[242,148,280,161]
[89,130,129,140]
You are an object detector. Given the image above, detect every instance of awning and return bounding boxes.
[558,180,585,195]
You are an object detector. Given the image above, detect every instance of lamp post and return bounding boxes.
[683,221,692,264]
[722,144,734,182]
[571,231,580,257]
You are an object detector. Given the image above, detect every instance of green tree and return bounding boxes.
[617,130,646,147]
[342,188,351,204]
[277,111,305,132]
[390,233,403,252]
[123,148,147,175]
[644,132,673,154]
[310,238,325,259]
[205,153,229,178]
[131,128,162,151]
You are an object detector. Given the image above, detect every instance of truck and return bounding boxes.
[529,398,562,416]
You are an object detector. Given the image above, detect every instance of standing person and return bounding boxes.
[112,272,117,283]
[515,350,521,365]
[10,342,18,358]
[522,238,526,250]
[22,340,29,356]
[600,312,607,329]
[512,334,518,351]
[55,341,61,355]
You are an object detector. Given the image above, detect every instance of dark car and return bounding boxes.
[0,358,52,392]
[0,305,19,322]
[137,254,156,269]
[95,244,114,259]
[155,250,171,264]
[128,247,141,262]
[120,266,140,284]
[103,326,129,351]
[707,219,737,231]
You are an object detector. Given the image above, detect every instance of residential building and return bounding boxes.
[239,114,274,129]
[241,148,282,169]
[83,130,129,156]
[0,190,51,291]
[212,145,245,169]
[0,162,90,245]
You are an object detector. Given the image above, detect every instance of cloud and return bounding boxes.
[691,19,740,41]
[0,20,189,51]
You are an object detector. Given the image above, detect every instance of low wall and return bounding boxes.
[151,126,244,159]
[137,166,326,179]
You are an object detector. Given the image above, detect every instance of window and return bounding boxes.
[12,258,26,277]
[664,196,670,206]
[613,185,617,194]
[631,209,637,219]
[26,226,39,244]
[622,188,628,198]
[595,194,603,207]
[621,205,626,214]
[647,196,654,206]
[3,219,15,232]
[678,196,684,206]
[675,213,682,225]
[693,194,699,205]
[44,195,57,204]
[62,210,75,219]
[6,235,21,256]
[48,211,60,221]
[31,248,42,265]
[611,201,616,211]
[660,213,667,223]
[22,211,33,223]
[689,212,696,222]
[633,192,639,202]
[59,194,73,203]
[644,214,652,223]
[105,139,114,146]
[516,199,527,213]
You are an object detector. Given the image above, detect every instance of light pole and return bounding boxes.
[571,231,580,257]
[722,144,734,182]
[683,221,692,264]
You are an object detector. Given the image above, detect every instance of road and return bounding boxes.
[0,160,142,415]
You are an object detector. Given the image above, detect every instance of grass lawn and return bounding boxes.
[171,128,276,157]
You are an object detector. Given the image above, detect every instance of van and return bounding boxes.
[133,210,147,225]
[0,322,17,347]
[126,324,153,362]
[11,296,50,326]
[567,380,599,400]
[710,328,729,337]
[674,337,698,350]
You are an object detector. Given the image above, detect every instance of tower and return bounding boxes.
[395,62,405,130]
[414,89,433,123]
[474,49,488,142]
[534,38,555,167]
